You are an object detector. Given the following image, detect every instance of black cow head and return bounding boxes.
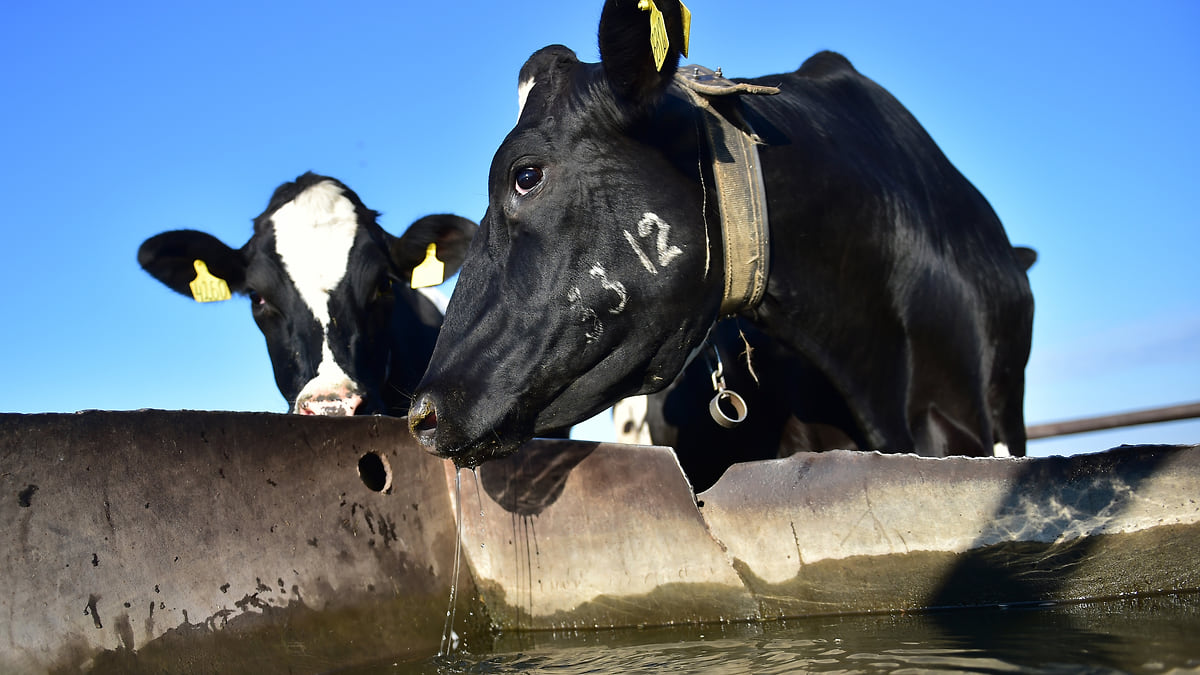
[139,172,475,416]
[411,1,717,464]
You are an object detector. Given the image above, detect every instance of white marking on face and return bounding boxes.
[271,179,362,408]
[271,180,358,327]
[293,342,364,413]
[624,212,683,274]
[517,76,536,119]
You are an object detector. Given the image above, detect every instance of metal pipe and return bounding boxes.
[1027,401,1200,440]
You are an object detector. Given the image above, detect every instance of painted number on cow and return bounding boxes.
[568,264,629,344]
[624,212,682,275]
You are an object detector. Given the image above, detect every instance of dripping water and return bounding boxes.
[439,468,464,656]
[472,467,486,549]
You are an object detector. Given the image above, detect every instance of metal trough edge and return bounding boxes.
[2,411,1197,673]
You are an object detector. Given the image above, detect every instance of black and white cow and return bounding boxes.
[410,1,1035,468]
[139,172,475,417]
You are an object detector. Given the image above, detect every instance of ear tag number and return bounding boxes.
[410,243,445,289]
[189,260,231,303]
[638,0,691,72]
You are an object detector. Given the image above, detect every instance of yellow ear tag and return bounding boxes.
[410,243,445,289]
[189,259,232,303]
[638,0,691,71]
[679,1,691,58]
[639,0,669,72]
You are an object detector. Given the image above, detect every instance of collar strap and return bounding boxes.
[674,65,778,316]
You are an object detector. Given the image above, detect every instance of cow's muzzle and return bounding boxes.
[295,392,362,417]
[408,391,519,467]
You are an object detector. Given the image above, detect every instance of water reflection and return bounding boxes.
[339,593,1200,674]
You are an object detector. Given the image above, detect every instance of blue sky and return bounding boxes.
[2,1,1196,457]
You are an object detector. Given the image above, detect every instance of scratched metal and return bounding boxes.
[0,411,483,674]
[2,411,1198,673]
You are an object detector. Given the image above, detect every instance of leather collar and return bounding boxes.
[674,64,778,316]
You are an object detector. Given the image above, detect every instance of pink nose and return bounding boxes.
[295,393,363,417]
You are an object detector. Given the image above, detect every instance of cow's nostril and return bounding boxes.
[409,395,439,448]
[413,409,437,432]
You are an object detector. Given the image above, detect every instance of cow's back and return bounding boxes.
[725,51,1033,456]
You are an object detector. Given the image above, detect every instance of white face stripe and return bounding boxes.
[271,180,358,327]
[292,342,362,413]
[271,180,361,405]
[517,76,536,119]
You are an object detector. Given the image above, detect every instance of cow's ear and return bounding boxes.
[598,0,688,114]
[138,230,247,300]
[392,215,478,285]
[517,45,581,120]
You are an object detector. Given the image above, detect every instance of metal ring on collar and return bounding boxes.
[709,389,748,428]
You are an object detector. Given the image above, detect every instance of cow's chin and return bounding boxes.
[418,407,533,468]
[425,430,523,469]
[428,392,598,468]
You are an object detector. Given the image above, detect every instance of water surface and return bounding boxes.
[342,593,1200,674]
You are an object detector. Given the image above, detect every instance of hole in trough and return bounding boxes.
[358,451,392,493]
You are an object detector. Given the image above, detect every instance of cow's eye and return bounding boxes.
[514,167,544,196]
[373,277,394,302]
[248,290,270,313]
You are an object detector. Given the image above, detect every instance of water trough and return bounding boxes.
[2,410,1198,673]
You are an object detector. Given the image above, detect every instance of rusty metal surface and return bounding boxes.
[3,411,1198,673]
[1,411,480,674]
[448,441,759,630]
[455,442,1200,628]
[699,446,1200,617]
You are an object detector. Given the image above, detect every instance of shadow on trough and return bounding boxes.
[927,444,1200,664]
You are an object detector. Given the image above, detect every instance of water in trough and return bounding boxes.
[341,592,1200,674]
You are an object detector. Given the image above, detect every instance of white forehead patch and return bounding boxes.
[517,76,536,119]
[271,180,359,326]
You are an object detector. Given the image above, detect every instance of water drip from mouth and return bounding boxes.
[472,467,486,548]
[439,468,465,656]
